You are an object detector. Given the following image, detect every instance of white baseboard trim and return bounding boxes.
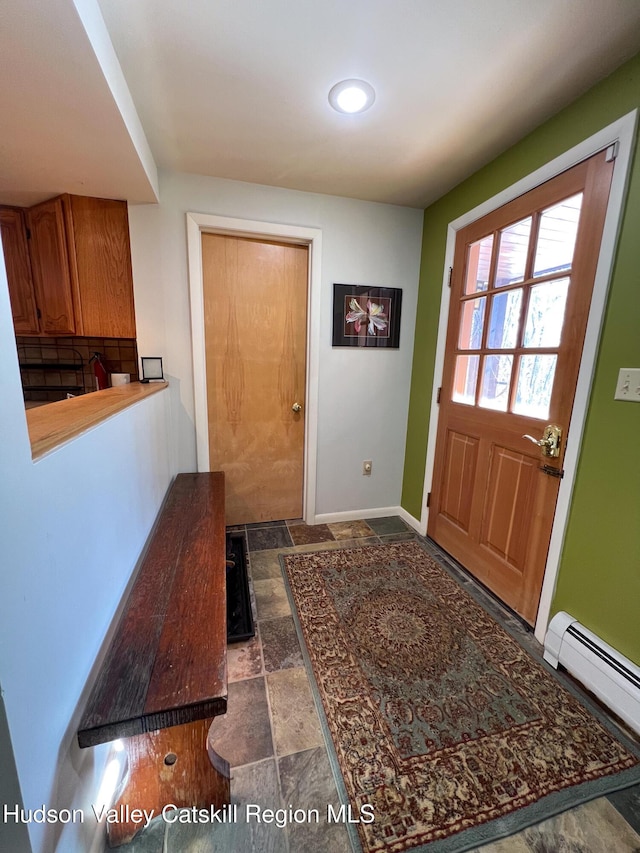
[313,506,401,525]
[313,505,423,533]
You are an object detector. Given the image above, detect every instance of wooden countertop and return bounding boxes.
[26,381,168,460]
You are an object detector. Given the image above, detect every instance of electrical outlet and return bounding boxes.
[614,368,640,402]
[363,460,372,476]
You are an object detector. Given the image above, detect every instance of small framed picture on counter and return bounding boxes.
[140,357,165,382]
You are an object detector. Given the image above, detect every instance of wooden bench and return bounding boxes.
[77,472,230,847]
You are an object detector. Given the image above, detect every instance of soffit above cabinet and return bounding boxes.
[0,0,157,207]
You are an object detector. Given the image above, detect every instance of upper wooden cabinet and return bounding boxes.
[0,207,40,334]
[25,197,77,335]
[63,195,137,338]
[0,194,137,338]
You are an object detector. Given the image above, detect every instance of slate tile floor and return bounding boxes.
[115,518,640,853]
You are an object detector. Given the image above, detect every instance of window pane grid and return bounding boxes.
[453,286,566,414]
[452,193,581,417]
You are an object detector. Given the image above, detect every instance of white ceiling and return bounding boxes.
[2,0,640,209]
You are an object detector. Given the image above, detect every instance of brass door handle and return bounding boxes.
[522,424,562,458]
[292,402,302,413]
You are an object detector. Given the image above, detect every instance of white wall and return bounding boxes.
[129,172,423,516]
[0,253,174,852]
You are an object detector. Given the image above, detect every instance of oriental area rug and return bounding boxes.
[281,541,640,853]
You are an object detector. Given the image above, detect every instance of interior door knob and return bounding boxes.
[292,402,302,413]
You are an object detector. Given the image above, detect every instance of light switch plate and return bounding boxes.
[614,368,640,402]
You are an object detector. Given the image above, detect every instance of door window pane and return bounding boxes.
[488,289,523,349]
[533,194,583,278]
[452,355,479,405]
[513,354,557,419]
[479,354,513,411]
[495,217,532,287]
[523,278,569,348]
[465,235,493,294]
[458,297,486,350]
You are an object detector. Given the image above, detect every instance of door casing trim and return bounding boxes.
[186,213,322,523]
[419,109,638,644]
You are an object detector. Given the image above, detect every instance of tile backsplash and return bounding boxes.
[16,336,139,403]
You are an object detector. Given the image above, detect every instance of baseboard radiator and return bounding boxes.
[544,611,640,735]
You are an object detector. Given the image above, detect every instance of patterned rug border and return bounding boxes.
[280,549,365,853]
[279,539,640,853]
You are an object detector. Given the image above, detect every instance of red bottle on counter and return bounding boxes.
[89,352,109,391]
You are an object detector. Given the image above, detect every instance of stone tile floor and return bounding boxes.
[115,517,640,853]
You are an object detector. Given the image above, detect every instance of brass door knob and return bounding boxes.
[522,424,562,458]
[292,402,302,413]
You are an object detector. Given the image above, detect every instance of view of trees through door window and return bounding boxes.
[452,193,583,419]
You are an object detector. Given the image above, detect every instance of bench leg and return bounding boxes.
[107,717,230,847]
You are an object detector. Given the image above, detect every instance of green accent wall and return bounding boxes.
[402,53,640,665]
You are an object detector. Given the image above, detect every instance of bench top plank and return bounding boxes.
[78,472,227,747]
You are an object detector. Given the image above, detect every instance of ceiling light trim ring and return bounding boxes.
[328,79,376,114]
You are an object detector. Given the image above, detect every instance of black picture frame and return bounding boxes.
[332,284,402,348]
[140,356,164,382]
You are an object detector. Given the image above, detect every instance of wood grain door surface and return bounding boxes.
[428,151,614,624]
[0,206,39,334]
[202,233,308,525]
[64,195,137,338]
[25,197,77,335]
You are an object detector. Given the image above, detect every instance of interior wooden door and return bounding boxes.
[428,151,614,624]
[202,233,308,525]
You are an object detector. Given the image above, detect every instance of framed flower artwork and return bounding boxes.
[332,284,402,348]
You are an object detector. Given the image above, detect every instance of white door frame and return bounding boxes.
[186,212,322,523]
[419,110,637,644]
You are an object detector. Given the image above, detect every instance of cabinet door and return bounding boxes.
[25,198,76,335]
[65,196,137,338]
[0,207,40,334]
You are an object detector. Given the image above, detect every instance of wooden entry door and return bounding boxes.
[202,233,308,525]
[427,151,614,624]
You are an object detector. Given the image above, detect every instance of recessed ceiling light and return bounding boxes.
[328,79,376,114]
